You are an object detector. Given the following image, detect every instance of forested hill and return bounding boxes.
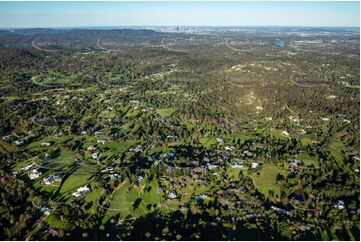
[0,28,163,36]
[0,28,168,48]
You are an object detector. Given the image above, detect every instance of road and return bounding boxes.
[32,38,60,52]
[96,39,124,52]
[161,38,189,53]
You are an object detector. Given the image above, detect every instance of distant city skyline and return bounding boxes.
[0,1,359,28]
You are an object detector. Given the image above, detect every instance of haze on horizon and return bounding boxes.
[0,1,360,28]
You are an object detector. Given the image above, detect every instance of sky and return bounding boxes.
[0,1,359,28]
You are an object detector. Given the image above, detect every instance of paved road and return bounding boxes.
[32,38,60,52]
[161,38,189,53]
[96,39,124,52]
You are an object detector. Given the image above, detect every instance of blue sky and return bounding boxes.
[0,1,359,28]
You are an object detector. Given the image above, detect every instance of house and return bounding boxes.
[72,185,90,197]
[166,135,176,140]
[216,138,224,144]
[299,129,307,135]
[192,194,207,200]
[129,100,140,107]
[192,167,205,173]
[53,172,65,182]
[93,131,104,136]
[136,175,144,182]
[205,163,220,170]
[288,158,301,166]
[42,176,54,185]
[321,117,330,121]
[289,115,300,123]
[282,131,289,137]
[109,174,119,180]
[101,168,114,173]
[92,152,99,159]
[41,142,52,147]
[129,145,142,153]
[72,191,82,198]
[243,150,254,158]
[166,166,174,173]
[20,162,35,171]
[168,190,177,199]
[97,139,106,144]
[165,152,175,159]
[230,163,243,169]
[2,135,11,141]
[250,162,259,170]
[15,140,24,146]
[334,200,345,209]
[271,205,292,216]
[40,207,52,216]
[28,169,42,180]
[87,146,96,152]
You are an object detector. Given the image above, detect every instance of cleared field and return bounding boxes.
[249,163,286,197]
[297,152,319,167]
[59,160,98,196]
[156,107,177,117]
[199,136,217,148]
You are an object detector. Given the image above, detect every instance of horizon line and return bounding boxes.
[1,25,360,29]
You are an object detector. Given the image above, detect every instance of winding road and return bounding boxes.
[32,38,60,52]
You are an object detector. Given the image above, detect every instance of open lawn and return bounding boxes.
[249,163,286,197]
[156,107,177,117]
[102,181,143,223]
[59,160,98,197]
[199,136,217,148]
[297,152,319,167]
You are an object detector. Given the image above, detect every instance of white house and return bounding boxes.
[72,191,81,197]
[72,185,90,197]
[2,135,11,141]
[40,207,52,216]
[334,200,345,209]
[168,190,177,199]
[53,172,65,182]
[216,138,224,144]
[20,162,35,171]
[129,145,142,153]
[15,140,24,146]
[78,185,90,193]
[42,176,54,185]
[28,169,42,180]
[250,162,259,170]
[192,194,207,200]
[205,163,220,170]
[41,142,52,147]
[97,140,106,144]
[92,152,99,159]
[136,175,144,182]
[282,131,289,137]
[230,163,243,169]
